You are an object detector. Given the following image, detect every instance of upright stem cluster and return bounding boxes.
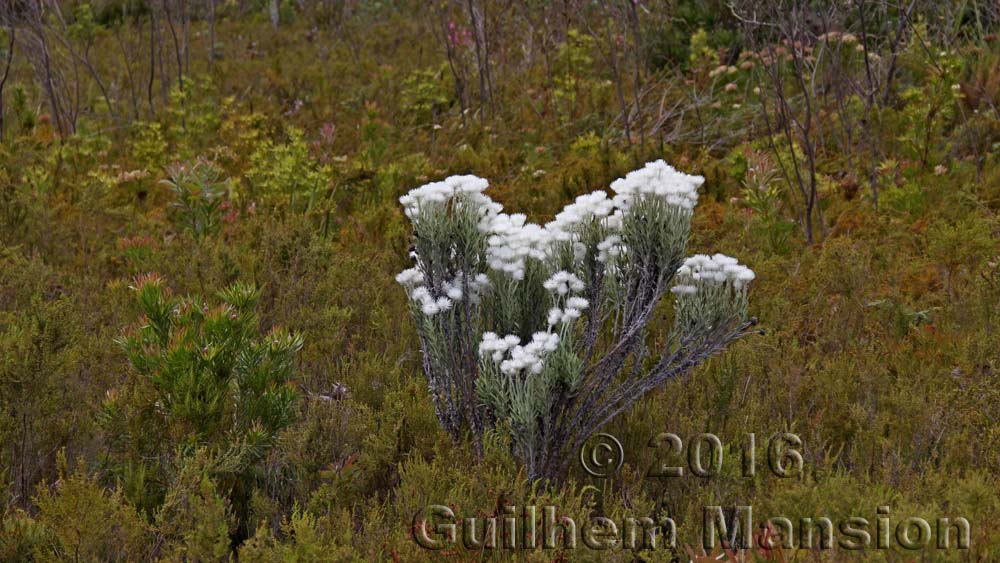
[397,161,760,482]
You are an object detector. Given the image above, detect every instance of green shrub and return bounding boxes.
[29,453,150,562]
[396,162,759,482]
[244,127,332,213]
[104,276,302,538]
[164,159,231,240]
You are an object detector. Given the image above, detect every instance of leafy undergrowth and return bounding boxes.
[0,3,999,562]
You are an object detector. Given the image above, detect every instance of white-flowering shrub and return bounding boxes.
[396,160,759,481]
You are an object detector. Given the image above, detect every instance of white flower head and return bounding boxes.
[610,159,703,213]
[672,253,755,296]
[546,190,617,237]
[400,174,501,225]
[481,330,561,376]
[395,267,424,287]
[486,213,553,278]
[543,270,585,296]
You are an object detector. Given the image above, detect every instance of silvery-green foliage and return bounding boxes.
[397,161,759,481]
[396,176,496,440]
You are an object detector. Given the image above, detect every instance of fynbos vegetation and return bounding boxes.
[0,0,998,560]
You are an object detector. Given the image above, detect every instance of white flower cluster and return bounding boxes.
[400,162,706,288]
[543,270,585,295]
[396,267,490,317]
[477,162,703,281]
[480,331,561,376]
[543,271,589,327]
[486,213,552,280]
[546,191,617,240]
[479,332,522,362]
[596,234,622,264]
[443,271,491,303]
[409,286,454,316]
[547,296,589,326]
[540,191,627,267]
[394,267,424,286]
[398,174,501,229]
[671,253,756,294]
[670,253,754,330]
[610,159,703,212]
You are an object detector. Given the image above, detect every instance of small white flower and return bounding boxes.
[548,307,563,326]
[395,267,424,286]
